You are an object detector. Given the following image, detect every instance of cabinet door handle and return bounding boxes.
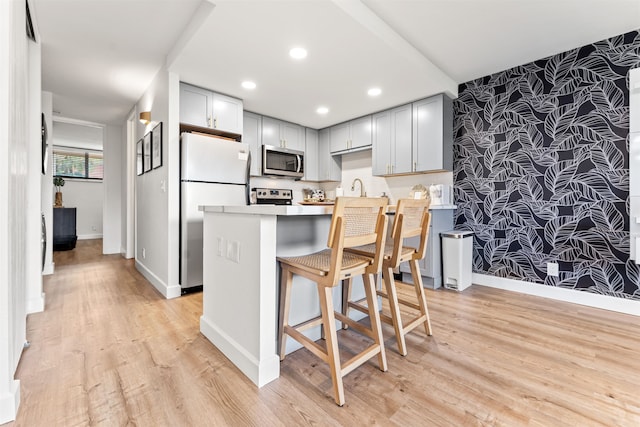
[207,116,212,127]
[413,161,417,172]
[213,117,218,128]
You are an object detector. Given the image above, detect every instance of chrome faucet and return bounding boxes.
[351,178,366,197]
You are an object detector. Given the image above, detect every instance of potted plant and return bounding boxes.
[53,176,65,207]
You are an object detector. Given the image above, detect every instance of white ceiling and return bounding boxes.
[33,0,640,128]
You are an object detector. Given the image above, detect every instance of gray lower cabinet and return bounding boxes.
[243,111,262,176]
[400,207,454,289]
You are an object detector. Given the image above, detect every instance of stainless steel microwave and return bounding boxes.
[262,145,304,178]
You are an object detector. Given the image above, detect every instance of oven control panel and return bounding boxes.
[252,188,293,205]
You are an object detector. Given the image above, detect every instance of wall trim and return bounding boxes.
[77,233,102,240]
[473,273,640,317]
[26,292,45,314]
[200,315,279,388]
[42,261,54,275]
[0,379,20,424]
[135,260,181,299]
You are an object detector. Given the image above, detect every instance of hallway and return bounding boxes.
[8,239,640,425]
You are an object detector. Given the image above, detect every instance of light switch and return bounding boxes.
[217,237,225,257]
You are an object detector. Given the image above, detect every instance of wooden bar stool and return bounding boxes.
[277,197,389,406]
[344,198,432,356]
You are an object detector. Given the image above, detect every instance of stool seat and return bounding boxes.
[349,242,416,261]
[278,249,372,279]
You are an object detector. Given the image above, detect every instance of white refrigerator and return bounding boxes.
[180,132,251,291]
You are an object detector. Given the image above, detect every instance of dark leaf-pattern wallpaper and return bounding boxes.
[453,30,640,300]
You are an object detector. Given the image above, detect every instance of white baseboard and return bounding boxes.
[42,261,54,276]
[200,315,280,388]
[472,273,640,316]
[135,260,181,299]
[26,292,45,314]
[0,379,20,424]
[77,233,102,240]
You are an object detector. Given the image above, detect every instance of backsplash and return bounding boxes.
[321,150,453,204]
[453,30,640,299]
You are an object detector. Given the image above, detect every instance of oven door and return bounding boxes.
[262,145,304,178]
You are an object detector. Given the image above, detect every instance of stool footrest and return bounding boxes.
[291,316,324,333]
[283,325,328,363]
[403,315,428,333]
[341,344,382,376]
[335,312,374,339]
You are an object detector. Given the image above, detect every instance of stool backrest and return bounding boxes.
[390,198,431,266]
[325,197,388,285]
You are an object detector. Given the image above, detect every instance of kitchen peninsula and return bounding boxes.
[199,203,456,387]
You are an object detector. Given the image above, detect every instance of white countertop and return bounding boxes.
[201,204,333,216]
[201,203,456,216]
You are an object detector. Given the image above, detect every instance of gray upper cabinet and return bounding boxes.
[413,94,453,173]
[180,84,210,128]
[372,104,412,176]
[243,112,262,176]
[179,82,243,134]
[304,128,318,181]
[262,117,305,151]
[373,93,453,176]
[318,128,341,181]
[329,115,372,154]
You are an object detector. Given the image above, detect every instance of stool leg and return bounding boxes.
[383,266,407,356]
[363,272,388,372]
[409,259,432,336]
[318,285,345,406]
[341,278,353,330]
[279,268,294,360]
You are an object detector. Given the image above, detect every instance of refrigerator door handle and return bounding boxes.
[245,150,252,205]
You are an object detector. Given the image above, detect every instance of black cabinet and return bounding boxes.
[53,207,77,251]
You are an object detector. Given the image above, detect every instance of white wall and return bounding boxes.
[25,30,43,314]
[58,180,104,239]
[103,124,122,254]
[134,67,181,298]
[1,0,34,422]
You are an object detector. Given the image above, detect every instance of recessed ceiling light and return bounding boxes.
[289,47,308,59]
[368,87,382,97]
[241,81,256,90]
[316,106,329,115]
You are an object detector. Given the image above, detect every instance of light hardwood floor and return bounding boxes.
[8,239,640,426]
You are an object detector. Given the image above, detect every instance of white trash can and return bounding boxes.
[441,230,474,291]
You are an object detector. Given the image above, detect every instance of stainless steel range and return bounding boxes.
[252,188,293,205]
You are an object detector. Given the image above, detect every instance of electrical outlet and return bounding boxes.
[142,248,146,259]
[91,226,97,231]
[547,262,559,276]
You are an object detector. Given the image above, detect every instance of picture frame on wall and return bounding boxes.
[151,122,162,169]
[143,132,152,173]
[136,138,144,176]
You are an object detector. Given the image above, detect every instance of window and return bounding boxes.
[53,147,103,180]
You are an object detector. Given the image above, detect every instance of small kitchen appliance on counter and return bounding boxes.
[252,188,293,205]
